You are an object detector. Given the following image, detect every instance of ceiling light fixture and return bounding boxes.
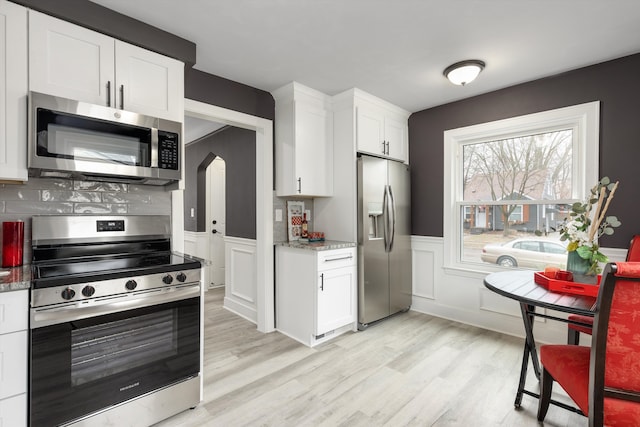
[443,60,485,86]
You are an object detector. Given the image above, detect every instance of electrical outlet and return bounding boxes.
[190,208,195,218]
[275,209,282,222]
[305,209,311,221]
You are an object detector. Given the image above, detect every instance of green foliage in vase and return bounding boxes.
[558,177,621,274]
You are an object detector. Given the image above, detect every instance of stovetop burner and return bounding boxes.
[30,215,201,306]
[31,251,200,288]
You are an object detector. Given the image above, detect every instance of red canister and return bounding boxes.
[2,221,24,268]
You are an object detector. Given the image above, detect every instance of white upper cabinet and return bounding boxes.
[0,0,28,182]
[114,40,184,121]
[28,10,113,107]
[383,114,408,161]
[29,10,184,122]
[272,82,333,197]
[355,93,409,163]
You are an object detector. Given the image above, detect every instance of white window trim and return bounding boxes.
[443,101,600,273]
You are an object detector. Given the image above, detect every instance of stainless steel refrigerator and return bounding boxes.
[357,154,412,329]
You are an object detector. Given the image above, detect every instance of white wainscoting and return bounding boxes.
[183,231,211,289]
[224,236,258,324]
[410,235,627,344]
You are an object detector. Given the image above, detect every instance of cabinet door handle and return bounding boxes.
[120,85,124,110]
[323,255,353,262]
[320,273,324,291]
[297,177,302,193]
[382,140,386,154]
[385,141,390,155]
[106,81,111,107]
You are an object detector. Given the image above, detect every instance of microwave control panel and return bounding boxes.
[158,131,179,170]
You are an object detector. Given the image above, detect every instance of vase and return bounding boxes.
[566,250,597,284]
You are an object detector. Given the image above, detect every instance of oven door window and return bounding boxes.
[36,108,152,167]
[30,297,199,427]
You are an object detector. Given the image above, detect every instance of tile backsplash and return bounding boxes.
[273,192,314,243]
[0,177,172,262]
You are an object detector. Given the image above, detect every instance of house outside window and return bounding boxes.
[443,102,600,272]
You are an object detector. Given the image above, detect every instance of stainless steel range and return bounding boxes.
[29,215,202,427]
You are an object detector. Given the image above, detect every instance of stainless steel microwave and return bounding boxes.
[28,91,182,185]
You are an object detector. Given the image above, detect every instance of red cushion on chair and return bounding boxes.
[605,278,640,392]
[603,398,640,426]
[625,236,640,262]
[541,344,590,412]
[541,345,640,424]
[568,314,594,335]
[614,261,640,276]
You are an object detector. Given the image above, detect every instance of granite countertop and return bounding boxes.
[276,240,356,251]
[0,265,31,293]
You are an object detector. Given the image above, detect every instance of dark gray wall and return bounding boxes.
[409,53,640,249]
[185,68,275,121]
[185,127,256,238]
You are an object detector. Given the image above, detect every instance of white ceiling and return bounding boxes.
[91,0,640,113]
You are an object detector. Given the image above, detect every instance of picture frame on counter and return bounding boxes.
[286,200,305,241]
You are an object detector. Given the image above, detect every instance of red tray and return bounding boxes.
[534,272,601,297]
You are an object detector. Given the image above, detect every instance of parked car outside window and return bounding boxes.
[481,237,568,269]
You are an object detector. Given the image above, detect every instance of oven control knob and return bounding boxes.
[82,285,95,297]
[162,274,173,284]
[125,280,137,291]
[176,272,187,282]
[61,287,75,300]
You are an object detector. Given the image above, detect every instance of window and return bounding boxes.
[507,205,524,223]
[542,242,566,255]
[444,102,600,272]
[515,241,540,252]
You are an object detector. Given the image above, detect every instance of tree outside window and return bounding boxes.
[444,102,600,271]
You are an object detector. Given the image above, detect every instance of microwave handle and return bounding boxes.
[151,128,159,168]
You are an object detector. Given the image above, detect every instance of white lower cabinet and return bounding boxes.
[0,289,28,427]
[0,393,27,427]
[276,246,356,347]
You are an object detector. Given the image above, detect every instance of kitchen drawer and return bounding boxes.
[0,290,28,334]
[0,330,27,400]
[0,393,27,427]
[317,248,356,271]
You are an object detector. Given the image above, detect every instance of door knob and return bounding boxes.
[212,220,217,224]
[212,229,218,234]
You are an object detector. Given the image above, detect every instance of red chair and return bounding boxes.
[538,262,640,426]
[567,234,640,345]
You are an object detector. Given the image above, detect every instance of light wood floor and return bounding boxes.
[156,288,585,427]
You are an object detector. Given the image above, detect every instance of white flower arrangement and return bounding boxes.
[558,177,621,274]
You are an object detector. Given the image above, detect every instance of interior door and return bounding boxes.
[208,157,226,287]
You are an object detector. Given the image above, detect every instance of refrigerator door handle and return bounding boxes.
[388,185,396,252]
[383,185,393,253]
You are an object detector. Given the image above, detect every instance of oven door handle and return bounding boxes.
[30,284,200,329]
